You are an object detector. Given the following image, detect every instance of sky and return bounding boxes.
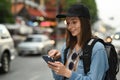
[95,0,120,28]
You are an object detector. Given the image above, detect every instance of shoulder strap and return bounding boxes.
[62,47,69,80]
[63,47,69,65]
[81,38,104,74]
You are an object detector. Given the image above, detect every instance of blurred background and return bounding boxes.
[0,0,119,80]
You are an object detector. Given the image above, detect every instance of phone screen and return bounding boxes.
[42,55,55,63]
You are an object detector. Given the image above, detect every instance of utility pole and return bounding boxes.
[14,0,17,17]
[55,0,60,48]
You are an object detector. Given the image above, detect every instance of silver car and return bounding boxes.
[0,24,16,73]
[17,34,55,56]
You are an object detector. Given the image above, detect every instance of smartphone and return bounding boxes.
[42,55,55,63]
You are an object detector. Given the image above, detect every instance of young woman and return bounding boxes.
[47,4,109,80]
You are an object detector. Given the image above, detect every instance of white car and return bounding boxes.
[17,34,55,56]
[111,32,120,58]
[0,24,16,73]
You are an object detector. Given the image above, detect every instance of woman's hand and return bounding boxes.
[48,49,61,60]
[48,61,72,78]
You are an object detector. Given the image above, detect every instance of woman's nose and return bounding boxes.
[67,24,74,29]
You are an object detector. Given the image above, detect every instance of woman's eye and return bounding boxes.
[66,22,70,25]
[66,20,77,26]
[72,21,77,24]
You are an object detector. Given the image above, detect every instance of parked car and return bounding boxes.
[0,24,16,73]
[17,34,55,56]
[111,32,120,58]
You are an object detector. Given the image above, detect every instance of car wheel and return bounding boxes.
[0,52,10,73]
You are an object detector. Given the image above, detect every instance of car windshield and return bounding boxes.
[25,37,42,42]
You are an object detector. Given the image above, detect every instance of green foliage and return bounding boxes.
[64,0,77,10]
[0,0,15,23]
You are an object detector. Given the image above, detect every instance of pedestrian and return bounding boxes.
[104,36,112,43]
[47,3,109,80]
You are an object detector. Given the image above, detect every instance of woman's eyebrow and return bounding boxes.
[66,18,78,21]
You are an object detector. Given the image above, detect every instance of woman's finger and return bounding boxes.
[48,63,59,71]
[48,61,58,67]
[48,49,57,57]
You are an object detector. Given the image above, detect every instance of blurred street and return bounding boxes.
[0,40,64,80]
[0,0,120,80]
[0,55,54,80]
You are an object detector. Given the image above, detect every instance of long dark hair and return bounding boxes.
[65,17,92,50]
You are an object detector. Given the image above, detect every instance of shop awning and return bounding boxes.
[28,8,43,17]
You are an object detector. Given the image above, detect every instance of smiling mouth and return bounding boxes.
[71,30,75,33]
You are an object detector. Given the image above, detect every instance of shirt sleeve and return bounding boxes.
[51,43,66,80]
[68,42,109,80]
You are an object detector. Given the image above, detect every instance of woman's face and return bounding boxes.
[66,17,81,37]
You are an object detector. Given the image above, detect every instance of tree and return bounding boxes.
[0,0,15,23]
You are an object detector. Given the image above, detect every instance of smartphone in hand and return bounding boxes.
[42,55,55,63]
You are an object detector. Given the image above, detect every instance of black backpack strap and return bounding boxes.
[80,38,104,74]
[63,47,69,65]
[63,47,69,80]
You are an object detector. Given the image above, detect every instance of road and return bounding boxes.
[0,55,54,80]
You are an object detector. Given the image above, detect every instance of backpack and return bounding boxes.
[63,38,119,80]
[81,38,119,80]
